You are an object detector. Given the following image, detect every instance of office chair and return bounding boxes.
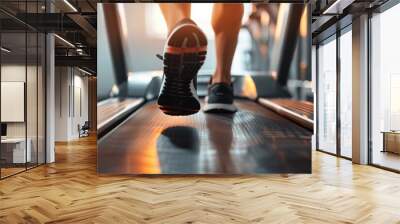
[79,121,90,138]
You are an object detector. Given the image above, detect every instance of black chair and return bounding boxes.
[79,121,90,138]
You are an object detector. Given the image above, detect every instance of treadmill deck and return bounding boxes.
[98,99,311,174]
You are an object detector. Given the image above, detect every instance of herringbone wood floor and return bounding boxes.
[1,135,400,224]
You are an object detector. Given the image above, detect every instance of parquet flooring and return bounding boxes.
[1,135,400,223]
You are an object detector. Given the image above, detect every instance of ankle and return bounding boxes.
[211,74,231,85]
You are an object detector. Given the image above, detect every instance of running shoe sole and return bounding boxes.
[157,23,207,116]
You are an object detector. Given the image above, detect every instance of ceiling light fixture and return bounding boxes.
[63,0,78,12]
[78,67,93,76]
[323,0,354,15]
[54,34,75,48]
[1,47,11,53]
[76,48,85,55]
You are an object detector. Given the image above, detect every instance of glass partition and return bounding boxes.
[339,28,352,158]
[1,31,28,177]
[317,36,337,154]
[27,31,38,169]
[38,32,46,165]
[0,1,46,179]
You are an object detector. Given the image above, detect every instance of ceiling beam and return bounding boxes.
[55,55,96,71]
[323,0,356,14]
[67,13,97,39]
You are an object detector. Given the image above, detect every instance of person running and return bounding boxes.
[157,3,244,115]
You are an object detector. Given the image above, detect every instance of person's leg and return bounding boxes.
[211,3,244,84]
[204,3,243,113]
[159,3,191,34]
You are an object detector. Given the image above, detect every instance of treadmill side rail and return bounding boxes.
[258,98,313,130]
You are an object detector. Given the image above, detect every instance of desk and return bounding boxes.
[1,138,31,163]
[382,131,400,154]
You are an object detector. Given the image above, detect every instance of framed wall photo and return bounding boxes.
[1,81,25,122]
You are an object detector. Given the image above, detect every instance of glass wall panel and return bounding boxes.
[26,0,41,169]
[371,3,400,171]
[38,32,46,165]
[1,31,28,177]
[27,30,38,169]
[0,1,46,179]
[339,29,352,158]
[317,37,337,154]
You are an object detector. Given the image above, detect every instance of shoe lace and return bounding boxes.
[156,54,163,60]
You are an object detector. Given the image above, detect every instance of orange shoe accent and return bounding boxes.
[165,46,207,54]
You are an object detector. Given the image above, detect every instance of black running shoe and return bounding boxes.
[157,19,207,116]
[203,82,237,113]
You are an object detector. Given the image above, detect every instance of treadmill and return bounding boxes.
[97,4,312,174]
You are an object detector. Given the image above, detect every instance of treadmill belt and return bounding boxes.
[98,99,311,174]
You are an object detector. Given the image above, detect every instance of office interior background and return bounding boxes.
[0,0,96,179]
[314,1,400,171]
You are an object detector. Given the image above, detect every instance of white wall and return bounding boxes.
[55,67,69,141]
[55,67,89,141]
[71,74,89,138]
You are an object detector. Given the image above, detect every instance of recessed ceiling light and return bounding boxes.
[63,0,78,12]
[54,34,75,48]
[78,67,93,76]
[323,0,354,15]
[1,47,11,53]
